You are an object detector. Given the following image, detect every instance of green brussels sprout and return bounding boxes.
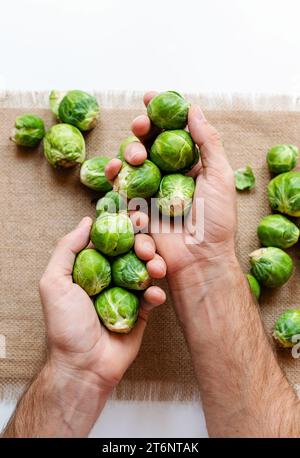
[150,130,198,173]
[80,156,112,192]
[95,286,139,333]
[117,135,140,161]
[112,251,151,290]
[72,248,111,296]
[44,123,85,168]
[91,212,134,256]
[96,190,126,216]
[10,114,45,147]
[49,90,66,117]
[267,144,298,174]
[234,165,255,190]
[249,247,293,288]
[147,91,190,130]
[246,273,261,301]
[114,160,161,199]
[156,174,195,217]
[58,90,100,131]
[273,309,300,348]
[267,171,300,216]
[257,214,299,249]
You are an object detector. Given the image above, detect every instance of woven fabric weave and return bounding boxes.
[1,92,300,400]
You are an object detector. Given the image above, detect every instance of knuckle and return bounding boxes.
[225,167,234,185]
[40,274,67,295]
[207,127,222,146]
[56,237,65,248]
[39,274,50,294]
[57,234,70,248]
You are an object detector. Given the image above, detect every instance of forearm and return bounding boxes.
[169,257,300,437]
[2,359,112,438]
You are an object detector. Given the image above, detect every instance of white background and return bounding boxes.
[1,0,300,437]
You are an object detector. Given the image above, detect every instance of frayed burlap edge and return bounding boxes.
[0,379,200,403]
[1,90,300,111]
[113,380,200,402]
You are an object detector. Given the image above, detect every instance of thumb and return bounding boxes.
[44,217,93,280]
[188,105,229,172]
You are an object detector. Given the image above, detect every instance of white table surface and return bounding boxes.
[1,0,300,438]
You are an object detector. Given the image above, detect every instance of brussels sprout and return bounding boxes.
[10,114,45,147]
[246,274,261,300]
[257,214,299,249]
[234,165,255,190]
[112,251,151,290]
[273,309,300,348]
[58,90,100,131]
[44,123,85,168]
[114,160,161,199]
[147,91,190,130]
[95,286,139,333]
[156,174,195,217]
[73,248,111,296]
[150,130,198,173]
[49,90,66,117]
[267,144,298,174]
[267,171,300,216]
[249,247,293,288]
[80,156,112,192]
[117,135,140,161]
[91,212,134,256]
[96,191,126,216]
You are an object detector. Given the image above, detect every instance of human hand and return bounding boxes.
[106,92,238,282]
[39,216,166,392]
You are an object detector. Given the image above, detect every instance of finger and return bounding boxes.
[44,217,92,279]
[134,233,156,261]
[131,114,161,146]
[146,254,167,279]
[128,286,165,342]
[105,158,122,182]
[143,91,158,107]
[130,91,159,145]
[130,211,149,233]
[188,105,230,172]
[141,286,166,312]
[131,114,152,139]
[124,141,147,165]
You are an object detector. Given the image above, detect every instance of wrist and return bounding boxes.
[167,254,254,371]
[3,358,112,438]
[41,358,112,437]
[168,249,241,294]
[47,354,115,394]
[168,252,245,327]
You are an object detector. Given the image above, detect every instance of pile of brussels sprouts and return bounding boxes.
[10,90,198,334]
[10,89,100,166]
[113,91,197,216]
[237,143,300,349]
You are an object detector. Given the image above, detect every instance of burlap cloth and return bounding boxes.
[1,91,300,401]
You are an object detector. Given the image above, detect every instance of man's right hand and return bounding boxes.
[105,91,239,290]
[105,92,300,438]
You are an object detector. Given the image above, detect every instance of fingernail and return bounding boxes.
[193,105,206,121]
[126,151,139,162]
